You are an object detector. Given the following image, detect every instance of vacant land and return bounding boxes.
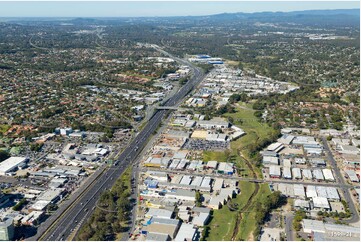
[236,183,272,240]
[225,102,275,155]
[205,181,256,241]
[203,150,228,162]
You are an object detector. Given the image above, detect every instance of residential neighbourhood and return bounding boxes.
[0,3,360,242]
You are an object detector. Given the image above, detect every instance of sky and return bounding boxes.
[0,1,359,18]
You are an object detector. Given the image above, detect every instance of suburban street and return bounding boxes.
[321,137,360,224]
[26,45,204,241]
[285,213,294,241]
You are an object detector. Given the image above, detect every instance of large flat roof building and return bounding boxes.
[0,157,28,176]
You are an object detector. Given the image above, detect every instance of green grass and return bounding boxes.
[0,124,11,134]
[225,102,274,154]
[236,183,272,240]
[203,151,228,162]
[206,181,256,241]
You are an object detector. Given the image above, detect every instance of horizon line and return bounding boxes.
[0,8,359,19]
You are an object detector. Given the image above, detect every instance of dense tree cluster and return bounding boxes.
[76,169,132,241]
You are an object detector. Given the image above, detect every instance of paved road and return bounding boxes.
[285,213,294,241]
[321,137,359,223]
[29,45,204,241]
[142,167,355,189]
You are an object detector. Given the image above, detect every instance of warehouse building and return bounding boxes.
[197,118,229,129]
[312,169,324,181]
[309,158,326,167]
[267,142,285,153]
[293,184,306,198]
[292,168,302,179]
[217,162,234,175]
[269,166,281,178]
[283,167,292,179]
[294,199,310,210]
[146,208,173,219]
[345,170,359,182]
[283,159,292,167]
[263,156,279,165]
[322,169,335,181]
[0,157,28,176]
[302,169,312,180]
[312,197,330,211]
[190,176,203,187]
[306,185,318,198]
[179,175,192,185]
[174,223,197,241]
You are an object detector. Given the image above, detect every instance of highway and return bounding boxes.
[30,45,204,241]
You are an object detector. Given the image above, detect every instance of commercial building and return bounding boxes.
[269,166,281,178]
[174,223,197,241]
[338,145,360,155]
[302,219,325,233]
[145,232,170,241]
[309,158,326,167]
[312,169,324,181]
[312,197,330,210]
[302,169,312,180]
[197,118,229,129]
[294,199,310,210]
[283,167,292,179]
[293,184,306,198]
[0,157,28,176]
[292,168,302,179]
[267,142,285,153]
[0,217,14,241]
[217,162,234,175]
[345,170,359,182]
[322,169,335,181]
[165,190,196,202]
[146,208,173,219]
[303,219,360,241]
[21,211,44,226]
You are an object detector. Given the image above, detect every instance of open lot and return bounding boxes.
[205,181,257,241]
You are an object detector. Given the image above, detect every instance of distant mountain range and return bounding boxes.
[1,8,359,27]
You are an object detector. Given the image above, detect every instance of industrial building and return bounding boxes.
[174,223,197,241]
[322,169,335,181]
[0,157,28,176]
[0,217,14,241]
[292,168,302,179]
[283,167,292,179]
[217,162,234,175]
[269,166,281,178]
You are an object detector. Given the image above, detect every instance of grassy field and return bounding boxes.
[205,181,256,241]
[225,102,275,156]
[203,151,228,162]
[0,124,11,134]
[224,102,276,178]
[236,183,272,240]
[204,102,275,240]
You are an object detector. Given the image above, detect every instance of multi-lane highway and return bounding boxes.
[29,45,204,241]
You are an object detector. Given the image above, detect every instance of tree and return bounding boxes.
[195,191,202,207]
[0,150,10,162]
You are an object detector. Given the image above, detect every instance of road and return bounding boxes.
[321,137,359,224]
[285,213,294,241]
[142,167,355,189]
[29,45,204,241]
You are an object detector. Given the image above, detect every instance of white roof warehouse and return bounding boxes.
[0,157,28,176]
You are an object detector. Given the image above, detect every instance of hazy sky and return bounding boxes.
[0,1,359,17]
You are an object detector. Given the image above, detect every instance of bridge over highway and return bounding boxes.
[28,44,204,241]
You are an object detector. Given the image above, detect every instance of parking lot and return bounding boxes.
[183,139,229,151]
